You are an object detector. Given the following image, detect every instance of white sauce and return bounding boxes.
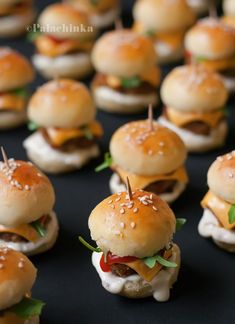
[198,209,235,244]
[32,52,92,79]
[109,173,186,204]
[92,244,180,302]
[23,131,99,170]
[91,7,120,28]
[158,116,228,152]
[222,75,235,93]
[0,110,26,129]
[25,316,39,324]
[94,86,158,111]
[0,211,58,255]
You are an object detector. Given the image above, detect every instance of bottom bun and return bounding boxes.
[221,75,235,93]
[23,131,99,174]
[0,312,39,324]
[92,86,158,114]
[90,6,120,28]
[0,10,35,37]
[0,211,58,256]
[198,208,235,253]
[109,172,186,204]
[154,41,184,65]
[158,116,228,153]
[92,244,180,301]
[32,52,92,79]
[0,110,26,129]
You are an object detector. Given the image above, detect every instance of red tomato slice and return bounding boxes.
[48,35,67,44]
[99,252,138,272]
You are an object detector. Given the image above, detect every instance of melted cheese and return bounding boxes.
[46,121,103,147]
[106,66,160,88]
[201,190,234,230]
[166,106,224,128]
[0,93,25,112]
[121,249,172,282]
[112,164,188,190]
[35,35,93,57]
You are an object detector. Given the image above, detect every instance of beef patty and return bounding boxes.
[110,264,136,277]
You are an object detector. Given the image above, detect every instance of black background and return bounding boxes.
[1,1,235,323]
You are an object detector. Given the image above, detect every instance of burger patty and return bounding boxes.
[92,73,156,95]
[42,129,97,152]
[110,263,136,277]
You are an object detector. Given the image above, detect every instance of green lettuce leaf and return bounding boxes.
[121,76,142,89]
[176,218,186,231]
[12,88,28,98]
[143,254,177,269]
[28,121,38,131]
[229,205,235,224]
[95,152,112,172]
[27,27,41,42]
[145,30,155,37]
[31,220,46,237]
[79,236,102,253]
[9,297,45,319]
[81,126,94,140]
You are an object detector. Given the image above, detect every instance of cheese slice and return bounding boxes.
[0,223,41,242]
[166,106,224,128]
[35,35,93,57]
[0,93,25,112]
[112,164,188,190]
[120,249,172,282]
[201,190,234,230]
[106,66,160,89]
[46,121,103,147]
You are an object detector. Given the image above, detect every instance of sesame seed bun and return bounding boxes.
[0,248,36,311]
[0,0,23,5]
[223,0,235,16]
[161,65,228,112]
[0,48,34,92]
[64,0,118,13]
[89,190,176,258]
[38,3,96,40]
[185,18,235,60]
[133,0,195,32]
[207,151,235,204]
[110,120,187,176]
[91,29,157,78]
[0,160,55,227]
[28,79,95,128]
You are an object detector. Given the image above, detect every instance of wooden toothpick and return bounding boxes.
[126,177,133,201]
[115,19,123,30]
[209,0,217,18]
[1,147,9,169]
[148,104,154,132]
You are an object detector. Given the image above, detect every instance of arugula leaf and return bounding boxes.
[31,220,46,237]
[79,236,102,253]
[10,298,45,319]
[195,56,206,63]
[27,27,41,42]
[12,88,28,98]
[145,30,155,37]
[81,126,93,140]
[95,152,112,172]
[28,121,38,131]
[229,205,235,224]
[143,254,177,269]
[176,218,186,231]
[220,106,229,117]
[121,76,142,89]
[90,0,99,5]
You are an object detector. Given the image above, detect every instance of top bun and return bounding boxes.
[0,248,36,311]
[65,0,118,13]
[161,65,228,112]
[39,3,96,40]
[0,47,34,92]
[223,0,235,16]
[208,151,235,204]
[0,159,55,227]
[91,29,157,77]
[185,18,235,59]
[89,189,176,258]
[133,0,195,32]
[28,79,96,128]
[110,120,187,176]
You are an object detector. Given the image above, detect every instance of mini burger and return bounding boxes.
[222,0,235,28]
[96,112,188,204]
[31,3,96,79]
[0,247,44,323]
[133,0,195,64]
[158,65,228,152]
[24,79,103,174]
[0,0,35,38]
[0,150,58,255]
[80,183,183,302]
[0,47,34,129]
[91,29,160,114]
[63,0,120,29]
[185,17,235,93]
[199,151,235,252]
[186,0,210,16]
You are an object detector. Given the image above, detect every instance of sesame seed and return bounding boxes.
[18,261,24,269]
[152,206,158,211]
[0,256,6,261]
[130,222,136,229]
[117,192,122,196]
[0,264,4,269]
[108,200,113,204]
[27,161,33,165]
[159,141,165,147]
[227,154,232,160]
[120,203,126,207]
[115,197,121,202]
[150,194,153,200]
[110,204,115,209]
[141,200,148,205]
[114,230,121,235]
[133,208,138,213]
[217,156,223,162]
[37,173,42,177]
[148,150,153,156]
[120,222,125,228]
[24,185,30,190]
[158,151,164,156]
[228,172,234,178]
[120,208,125,214]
